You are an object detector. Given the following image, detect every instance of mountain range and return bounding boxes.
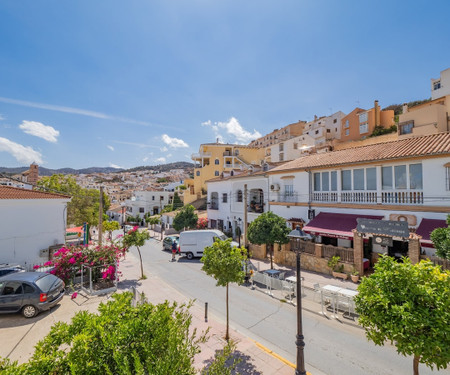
[0,162,194,177]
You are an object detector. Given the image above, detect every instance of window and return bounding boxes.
[353,169,365,190]
[327,129,331,133]
[433,81,441,90]
[345,129,349,136]
[293,143,298,150]
[279,143,284,152]
[23,283,34,294]
[321,172,329,191]
[314,173,321,191]
[366,168,377,190]
[279,153,284,161]
[152,196,155,201]
[214,171,219,176]
[139,207,145,213]
[315,130,319,135]
[341,170,352,190]
[222,193,227,203]
[210,192,219,209]
[284,183,294,196]
[331,171,337,191]
[399,121,414,135]
[333,119,337,124]
[446,167,450,191]
[409,164,423,189]
[394,165,407,189]
[382,166,393,190]
[344,120,349,128]
[359,123,369,134]
[196,171,200,176]
[359,112,368,123]
[236,190,243,202]
[1,281,22,295]
[215,159,219,165]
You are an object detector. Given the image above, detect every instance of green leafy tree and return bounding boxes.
[161,204,174,213]
[37,174,110,226]
[173,205,198,231]
[201,239,247,341]
[355,255,450,375]
[247,211,290,269]
[0,292,213,374]
[172,192,183,210]
[145,215,160,228]
[103,220,120,240]
[122,227,150,279]
[430,215,450,260]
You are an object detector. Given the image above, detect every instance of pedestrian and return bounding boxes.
[171,240,178,262]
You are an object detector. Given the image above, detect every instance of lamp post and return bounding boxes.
[237,217,242,247]
[288,225,311,375]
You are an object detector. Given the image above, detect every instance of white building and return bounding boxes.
[0,186,71,266]
[431,67,450,100]
[125,191,174,218]
[268,132,450,256]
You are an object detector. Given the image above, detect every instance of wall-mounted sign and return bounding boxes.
[372,235,393,247]
[357,218,410,238]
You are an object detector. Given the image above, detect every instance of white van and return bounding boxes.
[178,230,239,260]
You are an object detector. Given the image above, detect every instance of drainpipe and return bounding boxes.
[307,169,312,217]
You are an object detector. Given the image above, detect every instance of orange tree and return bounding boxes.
[355,255,450,375]
[122,226,150,279]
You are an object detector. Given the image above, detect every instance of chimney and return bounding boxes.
[402,103,408,114]
[314,115,318,121]
[374,100,380,126]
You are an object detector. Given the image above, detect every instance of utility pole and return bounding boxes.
[98,186,103,247]
[243,184,248,247]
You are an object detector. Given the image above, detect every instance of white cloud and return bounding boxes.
[0,114,5,121]
[156,157,166,163]
[143,157,149,162]
[202,117,261,144]
[107,145,114,151]
[160,146,168,152]
[109,163,123,169]
[19,120,60,143]
[0,137,43,164]
[166,153,172,158]
[161,134,189,148]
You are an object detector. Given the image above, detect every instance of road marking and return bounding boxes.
[249,338,312,374]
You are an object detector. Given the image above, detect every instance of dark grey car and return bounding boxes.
[0,272,65,318]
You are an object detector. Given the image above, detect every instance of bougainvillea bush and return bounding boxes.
[196,217,208,229]
[35,243,128,284]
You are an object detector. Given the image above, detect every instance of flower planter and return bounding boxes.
[351,274,360,283]
[332,271,348,280]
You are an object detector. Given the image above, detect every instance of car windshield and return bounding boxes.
[35,274,59,292]
[218,234,228,241]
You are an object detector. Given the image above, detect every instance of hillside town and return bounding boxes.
[1,67,449,375]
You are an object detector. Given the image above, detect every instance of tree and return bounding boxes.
[201,239,247,341]
[0,292,215,374]
[355,255,450,375]
[145,215,160,228]
[173,205,198,231]
[103,220,120,240]
[37,174,110,227]
[122,227,150,279]
[172,192,183,210]
[430,215,450,260]
[247,211,290,269]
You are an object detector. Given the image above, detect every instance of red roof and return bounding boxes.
[303,212,384,240]
[416,218,447,244]
[0,186,70,200]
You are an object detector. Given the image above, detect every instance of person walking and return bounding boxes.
[171,240,178,262]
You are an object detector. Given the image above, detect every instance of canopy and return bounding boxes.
[303,212,383,240]
[415,218,447,248]
[66,226,84,235]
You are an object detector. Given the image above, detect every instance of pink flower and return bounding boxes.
[44,261,53,266]
[33,265,40,270]
[71,292,78,299]
[68,257,76,264]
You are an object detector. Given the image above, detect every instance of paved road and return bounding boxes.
[128,233,448,375]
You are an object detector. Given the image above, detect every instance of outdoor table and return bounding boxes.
[263,269,281,278]
[320,284,342,318]
[338,288,358,318]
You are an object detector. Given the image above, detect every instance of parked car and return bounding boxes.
[0,264,25,278]
[163,235,180,251]
[178,230,239,260]
[124,225,134,232]
[0,272,65,318]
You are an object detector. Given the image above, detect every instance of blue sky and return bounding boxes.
[1,0,449,169]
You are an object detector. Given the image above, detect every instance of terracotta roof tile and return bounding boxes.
[269,132,450,173]
[0,186,71,200]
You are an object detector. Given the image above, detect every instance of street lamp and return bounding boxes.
[288,225,312,375]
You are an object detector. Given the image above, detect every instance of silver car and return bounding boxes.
[0,272,65,318]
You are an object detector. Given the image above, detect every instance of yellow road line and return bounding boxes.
[250,338,312,374]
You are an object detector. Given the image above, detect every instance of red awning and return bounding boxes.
[303,212,384,240]
[66,226,83,234]
[416,218,447,248]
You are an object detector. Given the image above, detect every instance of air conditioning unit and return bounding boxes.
[270,183,280,191]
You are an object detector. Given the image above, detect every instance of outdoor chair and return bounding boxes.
[282,280,295,304]
[313,283,321,302]
[278,272,285,280]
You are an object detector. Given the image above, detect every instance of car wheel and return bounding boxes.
[22,305,37,318]
[186,252,194,260]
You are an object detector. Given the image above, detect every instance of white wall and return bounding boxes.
[0,199,68,266]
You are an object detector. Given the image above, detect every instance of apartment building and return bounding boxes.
[248,121,306,148]
[125,190,174,218]
[340,101,394,142]
[431,67,450,100]
[183,143,266,204]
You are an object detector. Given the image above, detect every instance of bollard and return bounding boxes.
[205,302,208,322]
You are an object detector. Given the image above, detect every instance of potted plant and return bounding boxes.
[350,267,360,283]
[327,255,348,280]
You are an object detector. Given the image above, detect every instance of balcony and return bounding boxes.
[191,152,212,161]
